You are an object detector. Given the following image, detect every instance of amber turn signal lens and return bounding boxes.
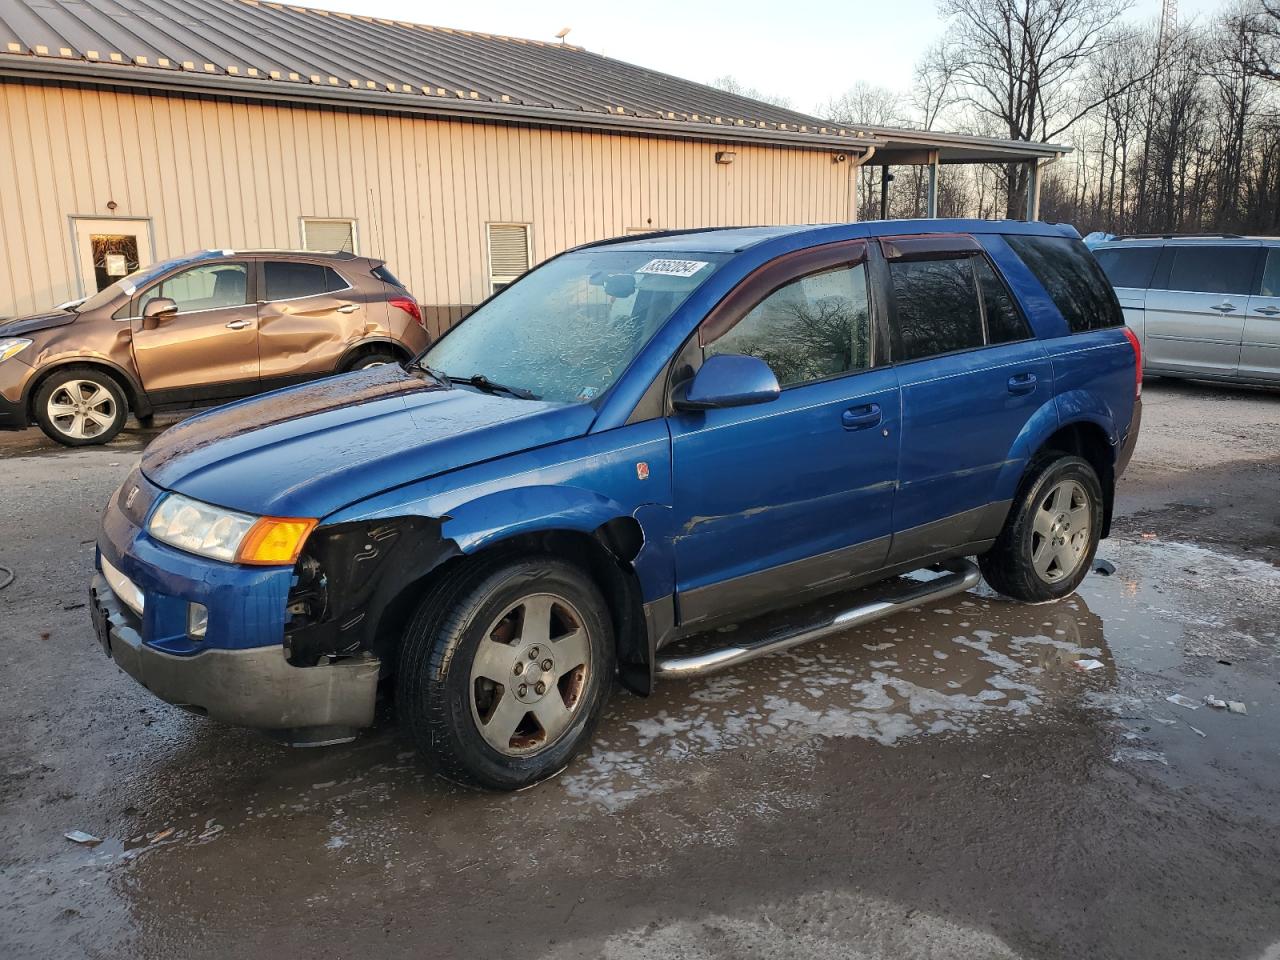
[236,517,317,565]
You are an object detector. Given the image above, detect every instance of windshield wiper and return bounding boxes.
[448,373,539,401]
[410,359,452,388]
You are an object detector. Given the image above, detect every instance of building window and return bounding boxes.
[301,218,358,254]
[487,223,532,293]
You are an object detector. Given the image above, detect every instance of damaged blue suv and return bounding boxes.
[92,220,1141,789]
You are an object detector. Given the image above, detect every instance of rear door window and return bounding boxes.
[974,258,1032,344]
[1094,246,1161,289]
[1006,234,1123,332]
[264,261,348,301]
[888,257,985,360]
[1165,246,1258,295]
[707,262,873,387]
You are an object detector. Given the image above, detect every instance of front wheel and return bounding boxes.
[396,556,614,790]
[979,454,1103,603]
[33,367,129,446]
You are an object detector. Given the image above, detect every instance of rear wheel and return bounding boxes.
[346,348,400,371]
[396,556,614,790]
[33,367,128,446]
[980,454,1103,603]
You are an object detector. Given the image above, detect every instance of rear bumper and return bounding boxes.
[91,574,379,737]
[1116,397,1142,477]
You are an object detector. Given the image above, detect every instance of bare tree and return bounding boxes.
[710,74,793,109]
[934,0,1143,216]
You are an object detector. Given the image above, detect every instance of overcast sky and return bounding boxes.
[303,0,1229,115]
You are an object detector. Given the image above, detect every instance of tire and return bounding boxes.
[396,555,615,790]
[346,349,400,371]
[979,453,1104,604]
[33,366,129,446]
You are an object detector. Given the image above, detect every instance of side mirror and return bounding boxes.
[141,297,177,330]
[673,353,781,411]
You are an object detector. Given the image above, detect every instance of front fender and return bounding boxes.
[442,484,635,554]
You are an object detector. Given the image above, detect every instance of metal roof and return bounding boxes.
[0,0,1067,160]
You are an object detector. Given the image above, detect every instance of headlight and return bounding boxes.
[0,338,32,362]
[147,492,316,565]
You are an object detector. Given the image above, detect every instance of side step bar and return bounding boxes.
[654,558,982,680]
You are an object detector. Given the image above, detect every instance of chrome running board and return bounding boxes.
[654,558,982,680]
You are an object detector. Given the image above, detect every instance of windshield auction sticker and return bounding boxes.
[636,258,710,278]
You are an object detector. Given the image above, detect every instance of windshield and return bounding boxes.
[423,249,728,404]
[75,253,216,314]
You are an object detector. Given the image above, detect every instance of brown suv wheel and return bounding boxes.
[33,367,129,446]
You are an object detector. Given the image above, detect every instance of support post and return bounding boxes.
[879,165,891,220]
[1025,159,1042,221]
[926,150,940,218]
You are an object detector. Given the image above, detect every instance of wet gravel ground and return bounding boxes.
[1,377,1278,960]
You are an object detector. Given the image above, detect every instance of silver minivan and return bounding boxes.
[1092,236,1280,385]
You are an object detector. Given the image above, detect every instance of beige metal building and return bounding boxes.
[0,0,1068,337]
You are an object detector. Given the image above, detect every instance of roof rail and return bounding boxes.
[1111,232,1243,240]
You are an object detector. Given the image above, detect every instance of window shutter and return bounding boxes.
[488,224,530,281]
[303,219,356,253]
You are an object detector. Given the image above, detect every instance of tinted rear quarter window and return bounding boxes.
[1261,249,1280,298]
[974,258,1032,344]
[889,257,985,360]
[1166,246,1257,295]
[371,264,403,288]
[1006,235,1123,333]
[264,262,347,300]
[1094,246,1161,289]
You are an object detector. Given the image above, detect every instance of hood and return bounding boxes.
[0,309,77,337]
[141,365,598,519]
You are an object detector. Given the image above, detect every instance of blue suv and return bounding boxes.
[91,219,1141,789]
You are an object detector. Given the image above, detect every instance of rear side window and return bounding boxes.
[889,258,985,360]
[371,264,403,288]
[974,258,1032,344]
[1262,249,1280,298]
[264,262,348,301]
[1094,246,1161,289]
[1166,246,1256,295]
[708,262,872,387]
[1006,235,1123,333]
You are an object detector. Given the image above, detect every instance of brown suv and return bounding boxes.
[0,250,429,446]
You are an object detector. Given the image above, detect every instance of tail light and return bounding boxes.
[1122,326,1142,398]
[390,296,424,330]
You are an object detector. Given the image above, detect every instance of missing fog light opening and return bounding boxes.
[187,602,208,639]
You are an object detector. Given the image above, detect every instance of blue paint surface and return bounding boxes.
[97,218,1137,659]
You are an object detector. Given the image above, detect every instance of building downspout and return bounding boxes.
[849,146,876,223]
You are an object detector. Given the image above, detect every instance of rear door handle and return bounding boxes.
[1210,302,1237,313]
[338,304,359,314]
[1007,372,1038,395]
[1256,305,1280,316]
[225,319,254,330]
[842,403,882,430]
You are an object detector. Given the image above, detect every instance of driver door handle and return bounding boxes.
[1256,305,1280,317]
[337,304,359,314]
[225,319,254,330]
[1209,302,1237,313]
[842,403,882,430]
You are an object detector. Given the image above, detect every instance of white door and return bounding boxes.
[1142,243,1259,376]
[72,218,154,297]
[1240,247,1280,382]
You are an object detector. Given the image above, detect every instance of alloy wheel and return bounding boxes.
[1031,479,1091,583]
[47,380,118,440]
[469,593,592,756]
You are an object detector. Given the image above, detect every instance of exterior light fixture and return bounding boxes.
[715,151,736,164]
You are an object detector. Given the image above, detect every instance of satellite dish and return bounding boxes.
[555,27,571,42]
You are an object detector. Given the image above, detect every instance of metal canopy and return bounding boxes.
[0,0,1071,176]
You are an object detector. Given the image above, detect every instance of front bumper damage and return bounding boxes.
[91,573,380,745]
